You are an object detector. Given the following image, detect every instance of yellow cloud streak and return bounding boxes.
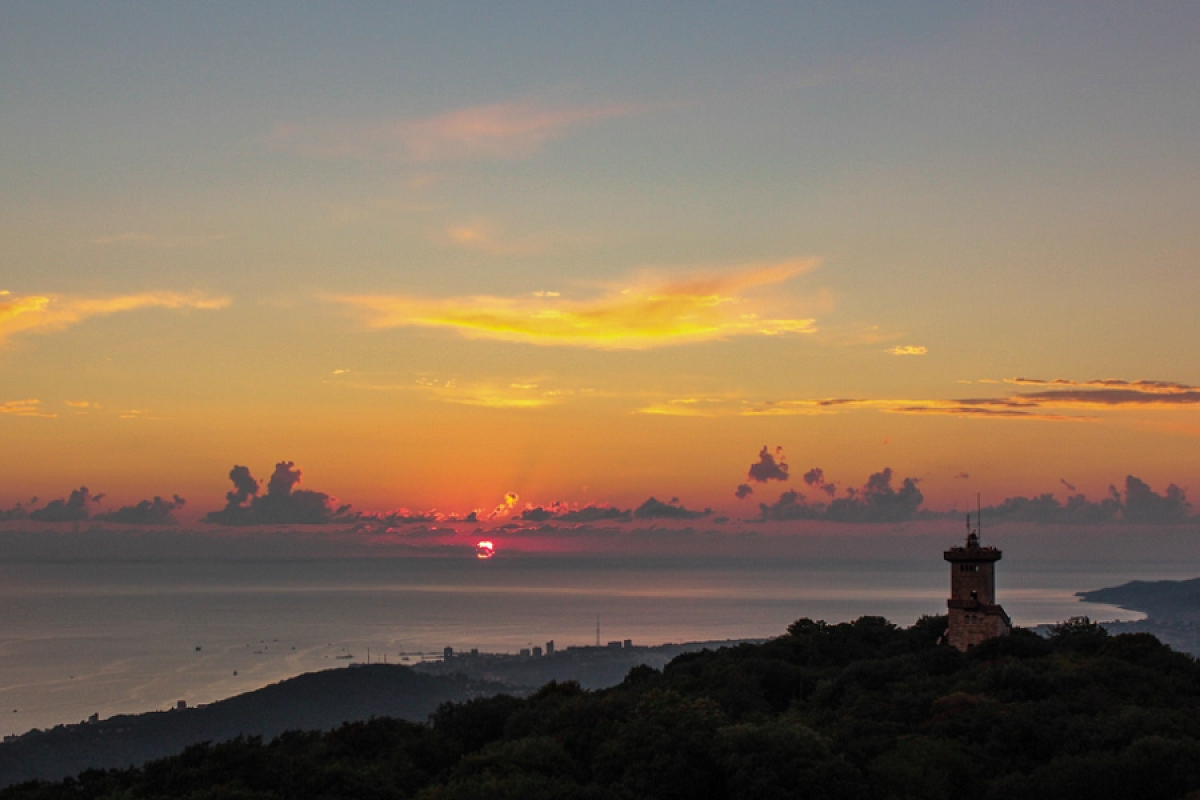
[338,375,568,409]
[335,260,819,349]
[0,399,55,418]
[0,291,230,345]
[424,384,566,409]
[885,345,928,356]
[637,396,1097,422]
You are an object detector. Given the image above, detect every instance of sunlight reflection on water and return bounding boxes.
[0,556,1181,736]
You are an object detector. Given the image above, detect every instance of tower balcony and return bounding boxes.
[944,545,1002,563]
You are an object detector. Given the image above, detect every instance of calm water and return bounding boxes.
[0,555,1185,736]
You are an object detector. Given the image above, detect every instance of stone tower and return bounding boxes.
[943,513,1011,651]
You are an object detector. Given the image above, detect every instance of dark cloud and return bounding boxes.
[734,483,753,499]
[358,509,441,526]
[972,476,1186,525]
[1019,389,1200,406]
[964,474,1190,525]
[757,490,816,521]
[226,465,258,505]
[203,462,355,525]
[802,467,837,497]
[346,520,451,538]
[516,503,633,523]
[95,495,186,525]
[747,446,789,483]
[954,472,970,480]
[892,405,1092,421]
[267,462,303,496]
[1123,475,1190,523]
[0,497,36,521]
[1008,377,1197,392]
[922,377,1200,417]
[838,468,924,522]
[634,496,711,520]
[1060,478,1077,492]
[488,491,519,520]
[981,491,1120,525]
[29,487,101,522]
[757,467,924,523]
[558,505,632,523]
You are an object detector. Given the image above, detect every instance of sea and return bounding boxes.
[0,554,1189,738]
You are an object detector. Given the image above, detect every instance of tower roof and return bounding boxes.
[944,510,1001,561]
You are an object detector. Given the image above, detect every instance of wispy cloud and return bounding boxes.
[637,394,1099,422]
[732,377,1200,420]
[996,377,1200,407]
[0,290,230,346]
[332,371,570,409]
[886,405,1096,422]
[265,101,639,163]
[1006,377,1194,392]
[443,219,579,256]
[415,377,566,409]
[884,345,927,356]
[118,408,172,421]
[91,233,228,249]
[637,396,741,417]
[333,260,820,350]
[0,399,55,418]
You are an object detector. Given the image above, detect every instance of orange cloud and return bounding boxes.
[333,260,820,349]
[885,405,1097,422]
[884,345,927,356]
[0,290,229,346]
[1005,377,1195,392]
[0,399,55,418]
[265,101,638,162]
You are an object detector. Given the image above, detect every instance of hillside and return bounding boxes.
[1080,577,1200,619]
[6,616,1200,799]
[0,665,497,788]
[1080,576,1200,655]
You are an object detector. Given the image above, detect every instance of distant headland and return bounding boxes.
[1079,576,1200,656]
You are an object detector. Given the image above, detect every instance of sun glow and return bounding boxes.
[476,540,496,559]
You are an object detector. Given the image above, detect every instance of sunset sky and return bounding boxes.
[3,3,1200,537]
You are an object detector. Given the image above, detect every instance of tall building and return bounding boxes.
[944,514,1011,651]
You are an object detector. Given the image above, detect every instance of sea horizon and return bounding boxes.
[2,552,1190,738]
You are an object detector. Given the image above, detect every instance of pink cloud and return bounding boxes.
[265,101,639,162]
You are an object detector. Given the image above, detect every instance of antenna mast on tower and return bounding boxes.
[977,492,982,542]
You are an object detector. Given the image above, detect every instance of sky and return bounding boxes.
[2,2,1200,547]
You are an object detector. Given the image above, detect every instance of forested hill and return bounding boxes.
[7,616,1200,800]
[0,666,494,789]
